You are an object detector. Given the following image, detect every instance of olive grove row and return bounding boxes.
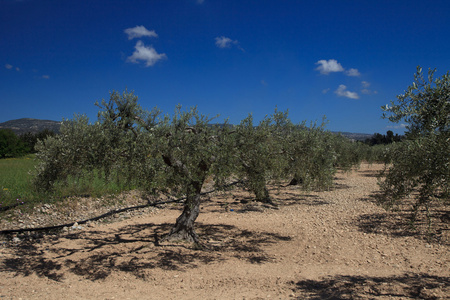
[33,91,373,243]
[32,67,449,243]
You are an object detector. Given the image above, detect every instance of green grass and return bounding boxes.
[51,170,135,200]
[0,154,38,207]
[0,155,135,210]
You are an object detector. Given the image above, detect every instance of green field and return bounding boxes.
[0,154,38,208]
[0,155,132,210]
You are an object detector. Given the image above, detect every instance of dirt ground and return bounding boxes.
[1,163,449,299]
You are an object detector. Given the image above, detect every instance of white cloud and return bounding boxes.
[261,79,268,86]
[215,36,244,52]
[322,88,330,94]
[361,81,370,88]
[361,81,377,94]
[124,26,158,40]
[315,59,361,77]
[335,84,359,99]
[315,59,344,75]
[127,40,167,67]
[5,64,20,71]
[215,36,237,48]
[346,68,360,77]
[41,75,50,79]
[387,124,407,129]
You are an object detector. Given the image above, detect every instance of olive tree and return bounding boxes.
[34,90,235,244]
[34,115,113,191]
[150,106,235,243]
[283,120,338,191]
[380,67,449,220]
[233,110,289,204]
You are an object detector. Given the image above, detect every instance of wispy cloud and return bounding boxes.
[215,36,237,48]
[315,59,360,77]
[124,26,158,40]
[315,59,344,75]
[346,68,360,77]
[361,81,370,88]
[261,79,268,86]
[360,81,377,94]
[196,0,205,3]
[127,40,167,67]
[41,75,50,79]
[5,63,19,71]
[215,36,244,51]
[387,124,407,129]
[335,84,359,99]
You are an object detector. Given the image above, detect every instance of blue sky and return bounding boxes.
[1,0,450,134]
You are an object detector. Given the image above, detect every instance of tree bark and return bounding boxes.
[163,180,203,244]
[288,175,303,186]
[254,185,271,203]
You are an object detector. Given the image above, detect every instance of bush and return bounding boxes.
[0,129,29,158]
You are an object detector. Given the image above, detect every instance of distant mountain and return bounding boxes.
[332,131,373,141]
[0,118,373,141]
[0,118,61,135]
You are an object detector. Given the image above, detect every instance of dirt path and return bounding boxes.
[1,163,449,299]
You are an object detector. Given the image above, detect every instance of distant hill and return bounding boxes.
[332,131,372,141]
[0,118,372,141]
[0,118,61,135]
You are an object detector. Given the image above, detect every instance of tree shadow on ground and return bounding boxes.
[276,192,330,207]
[358,169,382,178]
[0,222,291,281]
[331,182,352,190]
[292,273,449,299]
[0,240,64,281]
[356,192,450,246]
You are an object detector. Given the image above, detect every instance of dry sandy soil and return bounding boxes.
[1,163,449,299]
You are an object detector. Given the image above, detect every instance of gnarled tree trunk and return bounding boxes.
[164,181,203,244]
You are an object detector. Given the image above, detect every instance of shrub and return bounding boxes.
[0,129,29,158]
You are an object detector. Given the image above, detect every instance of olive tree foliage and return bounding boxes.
[380,67,449,220]
[232,112,359,198]
[282,120,339,191]
[330,134,366,171]
[34,115,112,191]
[34,91,155,192]
[233,110,289,204]
[95,90,162,191]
